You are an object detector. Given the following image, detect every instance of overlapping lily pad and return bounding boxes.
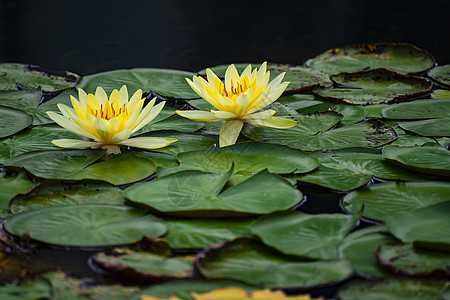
[428,65,450,87]
[295,148,426,191]
[9,180,125,214]
[125,169,302,217]
[382,145,450,176]
[93,249,194,281]
[376,242,450,277]
[0,63,80,92]
[313,68,432,105]
[381,99,450,119]
[0,170,35,218]
[305,43,435,75]
[386,201,450,251]
[431,89,450,99]
[0,105,33,138]
[4,205,167,247]
[195,238,353,288]
[251,211,358,259]
[5,150,157,185]
[76,68,199,99]
[343,181,450,222]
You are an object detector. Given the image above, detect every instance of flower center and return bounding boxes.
[219,78,250,98]
[87,102,128,121]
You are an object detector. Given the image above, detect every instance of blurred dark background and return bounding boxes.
[1,0,449,75]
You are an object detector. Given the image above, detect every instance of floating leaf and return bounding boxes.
[125,169,302,217]
[6,150,156,185]
[381,99,450,119]
[0,63,80,92]
[0,105,33,138]
[313,69,432,105]
[190,288,320,300]
[33,89,80,124]
[381,121,437,147]
[93,249,194,281]
[4,205,167,247]
[305,43,435,75]
[386,201,450,251]
[377,242,450,277]
[164,217,255,249]
[76,68,198,99]
[0,89,49,125]
[251,211,358,259]
[431,89,450,99]
[0,170,35,218]
[9,180,125,214]
[382,145,450,176]
[343,181,450,222]
[0,279,51,300]
[195,238,353,289]
[428,65,450,87]
[398,119,450,137]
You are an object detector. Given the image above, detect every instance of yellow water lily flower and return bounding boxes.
[46,85,178,155]
[176,62,297,147]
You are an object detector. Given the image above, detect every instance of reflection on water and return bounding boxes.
[0,0,449,74]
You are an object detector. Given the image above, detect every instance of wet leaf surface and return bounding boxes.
[428,64,450,87]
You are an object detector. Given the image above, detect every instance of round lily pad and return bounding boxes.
[76,68,198,99]
[4,204,168,247]
[381,99,450,119]
[343,181,450,222]
[125,169,302,217]
[9,181,125,214]
[250,211,358,259]
[305,43,435,75]
[93,249,194,281]
[313,68,432,105]
[0,63,80,92]
[386,201,450,251]
[398,118,450,137]
[376,242,450,277]
[382,145,450,176]
[0,105,32,138]
[428,65,450,87]
[194,238,353,289]
[6,150,157,185]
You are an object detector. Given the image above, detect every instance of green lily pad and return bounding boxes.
[377,242,450,277]
[339,225,395,278]
[195,238,353,289]
[428,65,450,87]
[343,181,450,222]
[381,99,450,119]
[313,68,432,105]
[125,169,302,217]
[305,43,435,75]
[382,145,450,176]
[131,279,257,300]
[9,180,125,214]
[163,217,255,249]
[0,279,52,300]
[295,148,427,191]
[4,204,167,247]
[34,89,83,125]
[250,211,358,259]
[0,89,51,125]
[76,68,198,99]
[0,63,80,92]
[338,278,449,300]
[0,125,87,163]
[386,201,450,251]
[93,249,194,281]
[0,170,35,218]
[6,150,157,185]
[0,105,33,138]
[431,90,450,99]
[381,121,437,147]
[398,118,450,137]
[174,142,318,175]
[244,119,396,151]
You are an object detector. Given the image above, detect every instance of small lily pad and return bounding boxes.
[4,204,167,247]
[431,90,450,99]
[382,145,450,176]
[428,65,450,87]
[0,170,35,218]
[305,43,435,75]
[386,201,450,251]
[377,242,450,277]
[343,181,450,222]
[125,169,302,217]
[313,68,432,105]
[76,68,199,99]
[195,238,353,289]
[93,249,194,281]
[6,150,157,185]
[0,105,33,138]
[0,63,80,92]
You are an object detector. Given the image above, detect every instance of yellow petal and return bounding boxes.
[77,88,89,106]
[235,93,250,117]
[111,129,132,143]
[95,86,108,105]
[64,107,100,140]
[241,110,276,121]
[107,117,120,133]
[225,64,240,92]
[101,145,121,155]
[211,110,237,120]
[94,117,112,143]
[118,85,128,106]
[127,89,143,112]
[175,110,219,122]
[119,137,178,149]
[46,111,97,140]
[247,116,297,128]
[109,89,121,112]
[51,139,100,149]
[219,120,244,147]
[130,100,164,133]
